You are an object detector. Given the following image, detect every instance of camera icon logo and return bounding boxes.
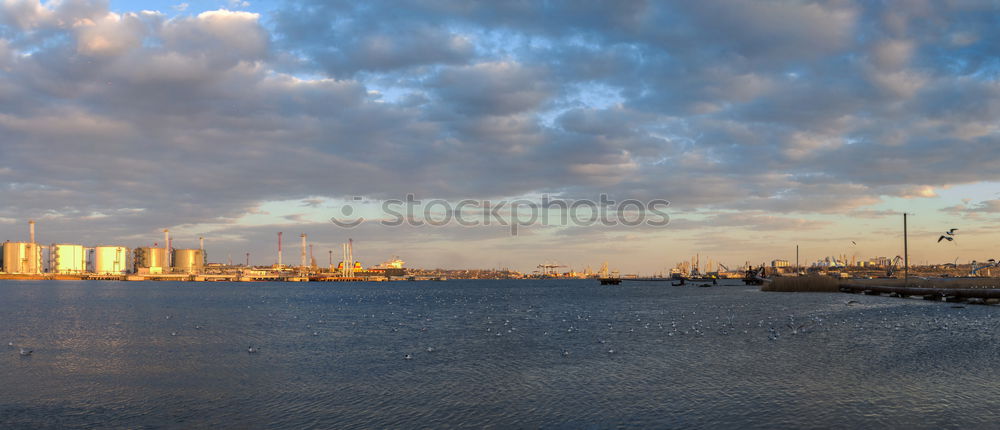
[330,196,366,228]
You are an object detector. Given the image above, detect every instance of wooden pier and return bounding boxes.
[840,283,1000,304]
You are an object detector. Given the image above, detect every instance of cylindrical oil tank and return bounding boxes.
[134,247,167,270]
[94,246,129,274]
[171,249,205,273]
[50,244,86,274]
[2,242,42,274]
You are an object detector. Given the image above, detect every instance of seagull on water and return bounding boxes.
[404,353,413,360]
[19,348,32,356]
[248,345,258,354]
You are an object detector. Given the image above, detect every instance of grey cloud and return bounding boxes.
[675,211,833,231]
[428,61,551,116]
[942,199,1000,215]
[160,10,269,63]
[271,3,474,77]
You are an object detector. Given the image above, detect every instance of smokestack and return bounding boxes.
[29,220,35,244]
[300,233,307,269]
[199,236,204,250]
[277,232,283,267]
[163,229,170,268]
[348,238,354,277]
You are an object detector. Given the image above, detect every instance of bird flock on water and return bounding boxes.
[7,281,994,364]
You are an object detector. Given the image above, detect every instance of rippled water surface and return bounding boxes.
[2,279,1000,429]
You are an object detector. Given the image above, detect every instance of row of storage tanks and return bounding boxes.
[0,242,204,275]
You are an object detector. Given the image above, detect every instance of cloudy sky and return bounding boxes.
[2,0,1000,273]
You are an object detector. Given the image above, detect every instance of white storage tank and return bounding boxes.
[93,246,129,274]
[134,247,167,271]
[171,249,205,273]
[50,244,86,274]
[2,242,42,274]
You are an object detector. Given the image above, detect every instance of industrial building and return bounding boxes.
[0,220,403,281]
[171,249,205,273]
[93,246,129,275]
[2,242,43,274]
[134,247,168,274]
[50,244,86,274]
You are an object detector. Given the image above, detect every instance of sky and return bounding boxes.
[2,0,1000,273]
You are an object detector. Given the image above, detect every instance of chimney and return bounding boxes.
[300,233,307,268]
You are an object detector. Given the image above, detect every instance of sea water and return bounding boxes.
[2,279,999,429]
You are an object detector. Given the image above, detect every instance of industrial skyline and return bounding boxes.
[2,1,1000,272]
[0,219,402,281]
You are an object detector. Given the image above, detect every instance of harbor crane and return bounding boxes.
[886,256,903,277]
[537,263,566,276]
[969,259,999,277]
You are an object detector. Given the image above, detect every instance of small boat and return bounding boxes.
[599,277,621,285]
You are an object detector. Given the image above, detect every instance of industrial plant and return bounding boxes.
[0,221,410,282]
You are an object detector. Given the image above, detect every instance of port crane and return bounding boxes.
[537,263,566,276]
[969,259,999,276]
[885,256,903,277]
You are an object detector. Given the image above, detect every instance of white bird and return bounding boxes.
[248,345,257,354]
[404,354,413,360]
[19,348,32,356]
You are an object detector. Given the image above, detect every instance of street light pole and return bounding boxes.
[903,213,909,286]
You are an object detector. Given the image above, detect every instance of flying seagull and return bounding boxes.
[938,235,954,243]
[946,228,959,235]
[851,241,857,245]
